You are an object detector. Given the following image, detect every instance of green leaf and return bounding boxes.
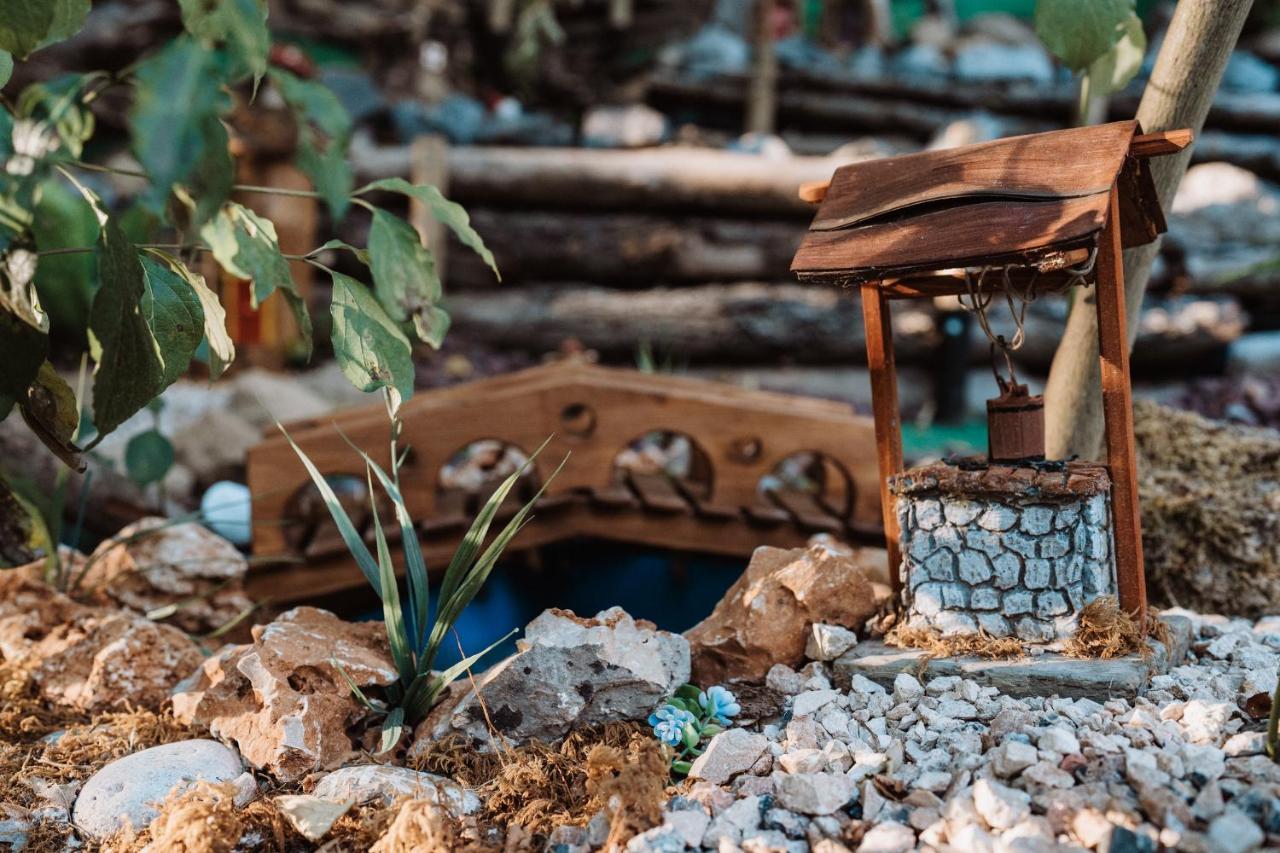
[1084,13,1147,98]
[1034,0,1135,72]
[18,361,82,470]
[124,429,174,486]
[674,684,702,702]
[355,177,498,279]
[368,209,448,347]
[88,216,165,438]
[179,0,270,85]
[129,37,234,226]
[140,254,204,386]
[278,423,383,594]
[331,658,386,712]
[0,0,55,59]
[32,176,99,337]
[16,72,99,159]
[150,252,235,380]
[0,295,49,415]
[0,475,48,567]
[0,52,12,89]
[270,69,352,219]
[378,706,405,755]
[369,471,414,687]
[670,760,692,776]
[328,272,414,412]
[200,203,293,306]
[310,239,369,265]
[41,0,90,48]
[682,723,700,750]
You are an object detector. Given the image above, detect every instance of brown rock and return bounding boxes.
[172,607,397,781]
[82,517,252,634]
[685,544,886,684]
[0,574,202,713]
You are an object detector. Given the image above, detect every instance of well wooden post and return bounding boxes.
[1094,187,1147,622]
[861,283,904,596]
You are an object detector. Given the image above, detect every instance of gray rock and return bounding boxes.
[958,551,993,584]
[993,553,1022,589]
[1020,505,1055,536]
[426,607,688,745]
[1038,532,1071,558]
[1006,532,1039,558]
[915,584,944,617]
[934,612,978,636]
[856,820,916,852]
[990,740,1038,777]
[626,824,686,852]
[973,778,1030,830]
[775,772,856,815]
[1003,591,1033,616]
[806,624,858,662]
[311,765,480,815]
[1036,591,1070,618]
[924,550,956,582]
[1014,616,1056,643]
[703,795,762,846]
[689,729,770,785]
[944,500,982,526]
[940,582,969,609]
[915,499,943,530]
[1023,559,1052,590]
[978,505,1018,532]
[1207,809,1264,853]
[971,588,1000,611]
[964,527,1003,557]
[978,613,1012,636]
[664,809,711,847]
[73,739,244,839]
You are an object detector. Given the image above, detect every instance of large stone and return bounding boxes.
[80,517,252,634]
[688,729,770,785]
[774,772,857,815]
[973,778,1030,830]
[805,623,858,662]
[415,607,688,747]
[72,739,245,839]
[686,544,884,684]
[311,765,480,816]
[0,574,202,713]
[171,607,397,781]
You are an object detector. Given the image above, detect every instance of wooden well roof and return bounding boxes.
[791,121,1170,293]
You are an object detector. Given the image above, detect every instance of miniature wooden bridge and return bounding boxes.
[246,361,884,601]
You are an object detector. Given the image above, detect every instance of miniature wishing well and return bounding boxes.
[793,120,1193,643]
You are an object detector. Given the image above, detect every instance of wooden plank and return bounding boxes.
[409,134,450,282]
[793,195,1107,284]
[1095,187,1147,623]
[862,283,904,599]
[766,488,844,533]
[810,121,1138,232]
[626,471,692,514]
[1130,129,1193,158]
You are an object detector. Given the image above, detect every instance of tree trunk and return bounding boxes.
[745,0,778,134]
[1044,0,1254,460]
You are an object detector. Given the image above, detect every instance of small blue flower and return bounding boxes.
[698,685,741,725]
[648,704,695,747]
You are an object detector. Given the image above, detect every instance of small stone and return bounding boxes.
[1084,494,1107,525]
[664,809,712,848]
[1014,616,1055,643]
[1038,532,1071,558]
[1182,700,1233,744]
[893,673,924,704]
[972,778,1030,830]
[1021,761,1075,788]
[1020,506,1055,535]
[965,528,1003,556]
[1206,810,1264,853]
[689,729,770,785]
[1071,808,1113,848]
[970,588,1000,610]
[990,740,1038,777]
[1023,559,1052,590]
[915,499,943,530]
[1124,748,1170,789]
[1035,591,1070,618]
[311,766,480,816]
[767,664,806,695]
[993,553,1022,589]
[934,612,979,636]
[779,749,826,775]
[1002,591,1033,616]
[915,584,944,617]
[1037,726,1081,755]
[940,583,969,609]
[1223,732,1266,757]
[958,551,993,584]
[73,740,244,839]
[978,613,1012,636]
[275,795,353,843]
[923,550,956,582]
[775,772,857,815]
[856,821,915,852]
[793,689,839,718]
[978,506,1018,532]
[934,526,963,553]
[944,500,982,526]
[805,624,858,662]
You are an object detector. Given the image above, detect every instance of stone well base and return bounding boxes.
[890,461,1118,643]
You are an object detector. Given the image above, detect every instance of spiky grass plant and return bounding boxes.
[281,402,563,750]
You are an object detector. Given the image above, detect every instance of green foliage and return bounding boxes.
[282,413,564,741]
[125,428,175,486]
[129,37,235,226]
[270,68,352,219]
[179,0,270,85]
[1034,0,1146,102]
[329,272,414,412]
[0,1,499,501]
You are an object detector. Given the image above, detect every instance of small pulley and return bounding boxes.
[985,339,1044,463]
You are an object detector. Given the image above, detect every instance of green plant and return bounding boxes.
[282,394,565,749]
[1034,0,1148,119]
[648,683,741,776]
[0,1,497,565]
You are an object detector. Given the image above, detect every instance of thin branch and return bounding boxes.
[68,160,327,201]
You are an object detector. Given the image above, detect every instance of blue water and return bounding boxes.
[356,541,746,671]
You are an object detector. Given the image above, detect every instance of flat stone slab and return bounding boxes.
[834,615,1192,701]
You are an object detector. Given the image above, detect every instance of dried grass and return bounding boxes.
[370,799,498,853]
[1064,596,1164,660]
[103,782,243,853]
[885,625,1025,661]
[412,721,665,844]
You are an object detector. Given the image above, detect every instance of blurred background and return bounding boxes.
[8,0,1280,660]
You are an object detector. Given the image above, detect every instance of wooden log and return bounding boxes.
[447,209,805,288]
[351,132,859,218]
[445,282,943,364]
